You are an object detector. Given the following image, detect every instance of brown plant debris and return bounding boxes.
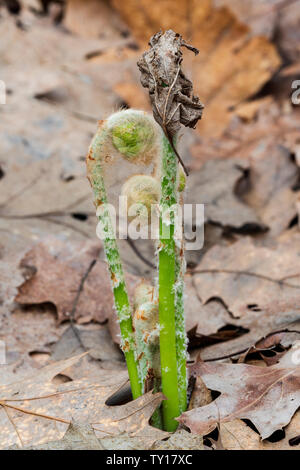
[179,353,300,439]
[138,29,204,174]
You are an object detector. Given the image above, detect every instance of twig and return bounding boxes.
[190,268,300,289]
[43,216,91,238]
[200,328,300,362]
[0,401,70,425]
[2,404,24,447]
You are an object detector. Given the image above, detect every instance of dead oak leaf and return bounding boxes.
[219,413,300,450]
[216,0,300,63]
[186,158,263,230]
[15,237,141,323]
[179,360,300,439]
[191,300,300,362]
[0,306,67,373]
[13,421,104,450]
[189,100,300,170]
[189,234,300,359]
[193,234,300,319]
[0,354,165,449]
[242,143,299,237]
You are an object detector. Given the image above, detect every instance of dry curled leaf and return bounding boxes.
[179,355,300,439]
[138,29,204,139]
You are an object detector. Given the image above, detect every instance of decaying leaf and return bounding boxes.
[15,238,140,323]
[219,413,300,450]
[138,29,204,141]
[0,354,166,449]
[188,233,300,358]
[216,0,300,62]
[192,302,300,362]
[186,359,300,450]
[242,144,299,237]
[186,158,263,230]
[0,306,67,374]
[193,234,300,319]
[179,356,300,439]
[15,421,104,450]
[189,100,300,170]
[51,324,124,369]
[153,429,204,450]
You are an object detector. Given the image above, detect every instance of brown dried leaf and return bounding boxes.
[137,29,203,139]
[242,144,299,237]
[216,0,300,62]
[179,359,300,439]
[0,354,166,449]
[186,158,263,230]
[189,100,300,169]
[14,421,104,450]
[51,324,124,366]
[15,238,140,323]
[0,306,66,374]
[219,413,300,450]
[190,234,300,359]
[193,234,300,319]
[153,429,204,450]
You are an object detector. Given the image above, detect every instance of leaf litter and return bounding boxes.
[0,0,300,450]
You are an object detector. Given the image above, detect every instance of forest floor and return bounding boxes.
[0,0,300,450]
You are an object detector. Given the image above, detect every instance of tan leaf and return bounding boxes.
[217,412,300,450]
[242,144,299,237]
[15,421,104,450]
[193,234,300,319]
[179,359,300,439]
[189,100,300,169]
[216,0,300,62]
[0,354,166,449]
[0,306,67,377]
[153,429,204,450]
[187,158,262,229]
[189,234,300,359]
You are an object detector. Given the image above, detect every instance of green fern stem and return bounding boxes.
[158,135,180,431]
[175,235,188,414]
[87,123,141,399]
